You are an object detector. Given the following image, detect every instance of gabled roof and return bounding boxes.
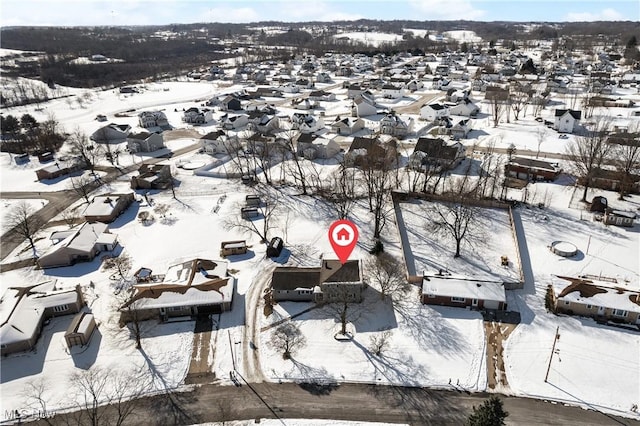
[414,137,460,161]
[554,109,582,120]
[422,273,506,302]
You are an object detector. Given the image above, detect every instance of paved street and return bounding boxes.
[29,382,640,426]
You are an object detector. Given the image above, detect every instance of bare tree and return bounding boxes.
[69,175,97,204]
[366,252,410,301]
[68,128,98,172]
[610,134,640,200]
[21,379,55,425]
[565,117,611,202]
[103,252,133,281]
[116,288,144,350]
[223,189,278,243]
[69,368,110,426]
[61,208,80,229]
[369,330,392,356]
[6,201,43,255]
[280,130,309,195]
[427,199,479,258]
[509,83,531,121]
[69,366,151,426]
[325,162,358,219]
[535,127,548,159]
[270,322,306,359]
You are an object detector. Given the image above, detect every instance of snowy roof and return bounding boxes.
[421,273,506,302]
[40,222,109,259]
[552,275,640,313]
[127,259,232,310]
[84,193,132,217]
[0,282,81,346]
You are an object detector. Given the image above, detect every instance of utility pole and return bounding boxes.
[544,326,560,383]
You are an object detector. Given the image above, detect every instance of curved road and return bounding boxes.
[0,140,201,261]
[29,382,639,426]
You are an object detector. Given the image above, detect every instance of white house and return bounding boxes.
[351,92,378,117]
[421,272,507,311]
[182,107,213,124]
[554,109,582,133]
[296,134,341,160]
[448,99,480,117]
[379,113,410,137]
[138,111,168,128]
[420,103,450,122]
[380,84,404,99]
[220,114,249,130]
[331,116,365,135]
[127,132,165,153]
[200,131,242,155]
[91,123,131,143]
[291,113,325,134]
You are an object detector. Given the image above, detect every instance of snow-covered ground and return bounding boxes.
[195,421,407,426]
[1,65,639,422]
[0,198,48,234]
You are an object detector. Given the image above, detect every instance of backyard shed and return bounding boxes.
[64,312,96,347]
[220,240,248,257]
[267,237,284,258]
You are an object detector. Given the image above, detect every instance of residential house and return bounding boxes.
[295,133,340,160]
[381,84,404,99]
[505,156,561,181]
[182,107,213,125]
[308,90,336,102]
[271,258,364,303]
[248,112,280,133]
[35,159,84,181]
[346,84,365,99]
[221,95,243,112]
[291,113,325,134]
[550,275,640,326]
[127,132,165,154]
[449,118,471,140]
[448,99,480,117]
[331,116,365,136]
[379,113,409,138]
[554,109,582,133]
[346,136,398,169]
[83,193,135,223]
[316,72,332,83]
[581,167,640,195]
[220,114,249,131]
[421,272,507,311]
[409,137,465,172]
[0,281,85,355]
[120,258,235,322]
[200,131,241,155]
[91,123,132,143]
[130,163,172,190]
[420,103,450,122]
[38,222,117,268]
[138,111,169,129]
[351,92,378,117]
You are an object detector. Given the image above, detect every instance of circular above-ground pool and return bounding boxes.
[550,241,578,257]
[181,161,206,170]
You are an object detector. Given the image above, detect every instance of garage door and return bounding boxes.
[484,300,500,310]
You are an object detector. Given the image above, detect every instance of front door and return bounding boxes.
[472,298,478,307]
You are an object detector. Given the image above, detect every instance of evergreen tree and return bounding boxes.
[467,396,509,426]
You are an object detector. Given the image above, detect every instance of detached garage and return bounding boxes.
[65,312,96,347]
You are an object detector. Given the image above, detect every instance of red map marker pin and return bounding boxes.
[328,219,359,264]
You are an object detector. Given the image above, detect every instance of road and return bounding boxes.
[28,382,640,426]
[0,139,201,261]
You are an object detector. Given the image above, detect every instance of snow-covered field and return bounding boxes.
[1,61,639,422]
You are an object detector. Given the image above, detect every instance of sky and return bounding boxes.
[1,0,639,27]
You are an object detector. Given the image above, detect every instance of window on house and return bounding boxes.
[427,294,436,298]
[53,304,69,312]
[451,297,466,303]
[170,306,183,311]
[613,309,628,317]
[586,304,592,309]
[564,300,570,305]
